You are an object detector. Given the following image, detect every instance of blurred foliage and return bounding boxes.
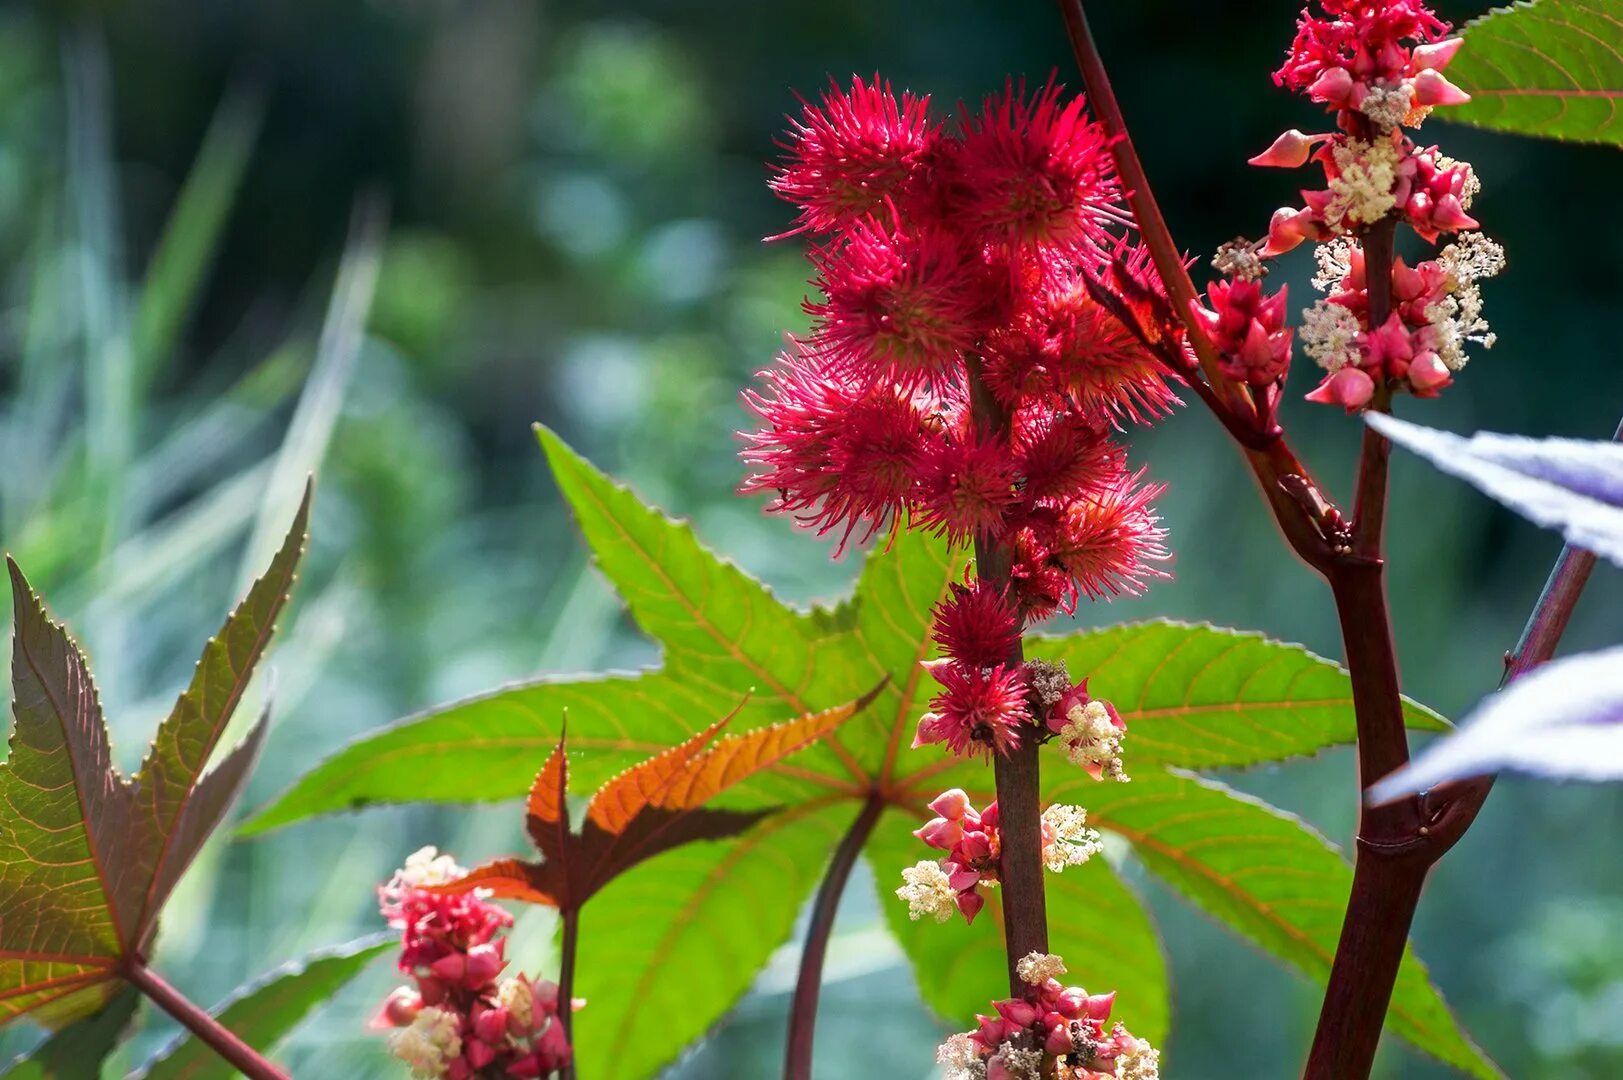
[0,0,1619,1076]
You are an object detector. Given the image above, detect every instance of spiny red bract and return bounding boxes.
[947,79,1125,253]
[769,75,938,238]
[743,75,1171,590]
[745,75,1176,763]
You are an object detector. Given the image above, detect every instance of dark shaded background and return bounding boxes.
[0,0,1619,1076]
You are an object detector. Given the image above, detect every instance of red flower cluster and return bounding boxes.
[742,76,1171,610]
[935,952,1160,1079]
[375,848,573,1079]
[1202,0,1499,409]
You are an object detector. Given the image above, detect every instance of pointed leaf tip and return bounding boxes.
[1368,412,1623,569]
[1370,643,1623,802]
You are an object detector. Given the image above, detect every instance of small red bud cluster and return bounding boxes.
[935,952,1160,1080]
[374,848,573,1079]
[1196,0,1499,411]
[743,75,1172,613]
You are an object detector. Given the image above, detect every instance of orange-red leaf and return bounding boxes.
[583,716,731,835]
[655,693,876,811]
[434,859,560,907]
[526,738,569,827]
[458,690,877,915]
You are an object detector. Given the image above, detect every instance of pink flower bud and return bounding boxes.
[1305,366,1376,411]
[466,1038,497,1069]
[1085,991,1117,1021]
[538,1019,573,1063]
[956,888,986,924]
[1248,129,1323,169]
[1412,69,1471,107]
[506,1054,544,1079]
[1308,66,1355,107]
[928,788,972,820]
[429,953,466,983]
[1261,206,1312,256]
[1430,194,1480,233]
[372,986,422,1029]
[1411,38,1464,73]
[994,998,1038,1027]
[463,942,505,988]
[531,979,561,1013]
[447,1060,473,1080]
[1407,351,1452,393]
[913,816,960,849]
[474,1005,509,1044]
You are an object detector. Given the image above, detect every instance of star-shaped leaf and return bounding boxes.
[434,694,872,915]
[0,486,310,1027]
[249,431,1489,1077]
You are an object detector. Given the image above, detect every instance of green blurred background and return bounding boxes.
[0,0,1618,1076]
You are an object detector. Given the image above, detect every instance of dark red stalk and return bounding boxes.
[124,961,289,1080]
[558,907,580,1080]
[966,355,1048,992]
[1050,3,1514,1076]
[783,793,885,1080]
[1503,416,1623,684]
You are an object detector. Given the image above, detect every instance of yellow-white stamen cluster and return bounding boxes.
[1426,233,1505,371]
[1325,137,1401,231]
[388,1005,462,1079]
[896,860,956,922]
[1015,951,1069,986]
[397,846,466,888]
[1058,700,1129,781]
[936,1032,986,1080]
[1040,804,1103,873]
[1114,1036,1162,1080]
[1300,299,1364,373]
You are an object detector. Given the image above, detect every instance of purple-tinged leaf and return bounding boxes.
[1367,413,1623,567]
[1370,644,1623,802]
[0,493,310,1028]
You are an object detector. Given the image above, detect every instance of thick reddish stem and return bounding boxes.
[558,907,579,1080]
[965,355,1048,991]
[124,962,288,1080]
[783,793,885,1080]
[1503,416,1623,683]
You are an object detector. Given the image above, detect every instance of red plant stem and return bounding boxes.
[965,354,1048,991]
[1503,416,1623,683]
[783,793,885,1080]
[124,961,289,1080]
[559,907,580,1080]
[1051,4,1504,1076]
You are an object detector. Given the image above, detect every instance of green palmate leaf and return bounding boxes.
[1027,621,1448,770]
[1052,769,1499,1080]
[572,801,853,1080]
[250,430,1482,1076]
[135,937,392,1080]
[0,492,310,1027]
[1,986,139,1079]
[867,807,1169,1046]
[1444,0,1623,145]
